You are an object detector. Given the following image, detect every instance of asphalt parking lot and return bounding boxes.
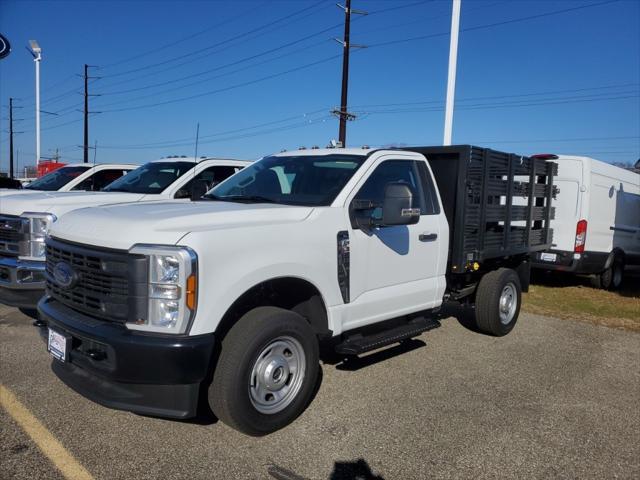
[1,304,639,480]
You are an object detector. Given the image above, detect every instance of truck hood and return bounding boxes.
[0,189,56,198]
[0,191,147,217]
[50,201,315,250]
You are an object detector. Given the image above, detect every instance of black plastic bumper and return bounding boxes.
[37,296,215,419]
[0,286,44,309]
[531,250,608,274]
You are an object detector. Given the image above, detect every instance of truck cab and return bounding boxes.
[37,147,555,436]
[0,163,137,198]
[0,157,250,310]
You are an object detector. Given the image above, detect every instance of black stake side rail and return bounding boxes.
[401,145,558,273]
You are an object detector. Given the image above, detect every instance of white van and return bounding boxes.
[532,154,640,289]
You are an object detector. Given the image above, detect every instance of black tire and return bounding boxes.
[474,268,522,336]
[210,306,319,436]
[591,255,624,290]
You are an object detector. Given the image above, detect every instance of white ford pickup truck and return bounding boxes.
[0,157,249,310]
[0,163,137,198]
[37,146,556,435]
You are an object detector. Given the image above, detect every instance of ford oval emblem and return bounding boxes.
[53,262,75,289]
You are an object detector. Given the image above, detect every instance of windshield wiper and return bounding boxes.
[207,194,278,204]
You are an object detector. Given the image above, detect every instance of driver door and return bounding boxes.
[343,157,444,331]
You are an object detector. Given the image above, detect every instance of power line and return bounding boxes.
[100,108,331,149]
[16,2,331,112]
[354,93,639,115]
[366,0,621,49]
[92,0,626,116]
[349,83,640,109]
[92,38,334,110]
[98,1,329,80]
[97,23,345,98]
[100,1,271,69]
[94,85,640,150]
[99,53,343,113]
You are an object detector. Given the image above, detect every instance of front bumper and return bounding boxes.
[0,257,46,308]
[531,249,608,274]
[37,296,215,419]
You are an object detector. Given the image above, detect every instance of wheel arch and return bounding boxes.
[214,276,331,341]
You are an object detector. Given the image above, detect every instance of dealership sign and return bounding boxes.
[0,34,10,59]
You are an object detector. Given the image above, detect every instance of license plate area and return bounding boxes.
[48,328,71,362]
[540,252,558,262]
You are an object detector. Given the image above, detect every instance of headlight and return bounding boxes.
[19,212,57,260]
[128,245,197,334]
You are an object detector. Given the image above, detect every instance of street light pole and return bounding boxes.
[443,0,461,146]
[29,40,42,166]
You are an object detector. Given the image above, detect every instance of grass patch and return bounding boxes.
[523,271,640,331]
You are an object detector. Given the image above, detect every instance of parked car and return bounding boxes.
[0,157,250,310]
[0,163,137,197]
[0,177,23,189]
[531,154,640,289]
[37,146,556,435]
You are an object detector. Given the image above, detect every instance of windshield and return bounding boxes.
[25,166,90,191]
[102,161,194,194]
[207,154,366,206]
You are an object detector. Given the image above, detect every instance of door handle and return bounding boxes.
[419,233,438,242]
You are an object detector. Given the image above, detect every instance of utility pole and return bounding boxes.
[82,64,100,163]
[443,0,462,146]
[332,0,366,147]
[84,64,89,163]
[9,97,14,178]
[7,98,23,179]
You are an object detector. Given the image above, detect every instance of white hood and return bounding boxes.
[50,201,314,250]
[0,191,147,217]
[0,189,52,198]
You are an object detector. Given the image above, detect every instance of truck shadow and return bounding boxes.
[436,302,480,334]
[329,459,385,479]
[531,269,640,299]
[267,458,385,480]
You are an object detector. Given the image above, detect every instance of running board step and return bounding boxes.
[335,317,441,356]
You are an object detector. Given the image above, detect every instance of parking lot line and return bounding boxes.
[0,384,95,480]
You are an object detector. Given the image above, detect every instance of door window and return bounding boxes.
[71,169,129,191]
[352,160,429,218]
[175,165,242,198]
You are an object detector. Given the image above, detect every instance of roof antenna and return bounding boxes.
[190,123,200,201]
[194,122,200,161]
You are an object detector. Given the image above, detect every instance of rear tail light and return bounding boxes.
[574,220,587,253]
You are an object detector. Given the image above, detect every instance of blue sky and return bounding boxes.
[1,0,638,171]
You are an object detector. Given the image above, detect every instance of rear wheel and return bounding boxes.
[474,268,522,336]
[210,306,319,436]
[591,255,624,290]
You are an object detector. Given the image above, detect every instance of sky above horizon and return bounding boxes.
[1,0,639,172]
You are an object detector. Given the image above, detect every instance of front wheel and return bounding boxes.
[210,306,319,436]
[474,268,522,336]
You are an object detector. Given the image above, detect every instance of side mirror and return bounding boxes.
[190,179,210,201]
[381,182,420,226]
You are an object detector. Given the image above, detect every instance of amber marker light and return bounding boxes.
[186,274,197,311]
